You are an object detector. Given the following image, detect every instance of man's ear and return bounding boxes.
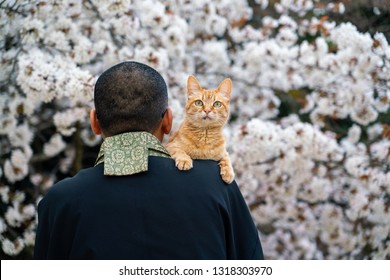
[90,109,102,135]
[161,108,173,135]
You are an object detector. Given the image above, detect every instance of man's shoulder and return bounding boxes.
[149,156,221,174]
[147,156,238,193]
[41,165,102,202]
[55,165,101,186]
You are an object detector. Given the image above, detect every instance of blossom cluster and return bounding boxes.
[1,0,389,259]
[232,118,390,259]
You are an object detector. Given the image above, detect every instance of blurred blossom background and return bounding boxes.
[1,0,389,259]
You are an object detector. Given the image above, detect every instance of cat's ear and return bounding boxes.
[187,75,202,97]
[217,78,232,100]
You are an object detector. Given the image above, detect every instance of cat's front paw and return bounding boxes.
[220,164,235,184]
[175,156,193,170]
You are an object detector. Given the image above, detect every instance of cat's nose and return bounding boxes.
[204,108,211,114]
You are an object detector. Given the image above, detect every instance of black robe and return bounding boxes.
[34,157,264,259]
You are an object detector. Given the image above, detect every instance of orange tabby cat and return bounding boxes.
[165,75,235,184]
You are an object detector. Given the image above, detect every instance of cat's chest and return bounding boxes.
[187,135,225,160]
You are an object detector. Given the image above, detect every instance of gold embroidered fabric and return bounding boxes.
[94,132,171,176]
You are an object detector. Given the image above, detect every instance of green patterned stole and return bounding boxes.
[95,132,171,176]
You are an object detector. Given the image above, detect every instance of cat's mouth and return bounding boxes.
[202,112,213,120]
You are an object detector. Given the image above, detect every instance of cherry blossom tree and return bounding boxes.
[1,0,389,259]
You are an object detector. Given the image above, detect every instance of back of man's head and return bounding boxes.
[94,61,168,136]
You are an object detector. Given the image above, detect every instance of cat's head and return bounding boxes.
[185,75,232,128]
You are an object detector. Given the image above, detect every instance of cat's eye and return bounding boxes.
[213,101,222,108]
[194,100,203,107]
